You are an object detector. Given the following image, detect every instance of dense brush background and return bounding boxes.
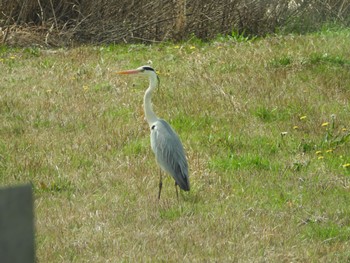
[1,0,350,46]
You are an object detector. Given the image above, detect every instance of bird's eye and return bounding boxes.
[151,125,156,130]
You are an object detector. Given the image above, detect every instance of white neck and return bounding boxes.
[144,73,159,126]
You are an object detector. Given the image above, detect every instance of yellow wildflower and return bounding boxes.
[318,156,324,160]
[315,151,322,155]
[189,46,196,49]
[321,122,329,127]
[293,125,299,130]
[326,149,333,153]
[174,45,180,49]
[342,163,350,168]
[342,128,347,132]
[299,116,307,120]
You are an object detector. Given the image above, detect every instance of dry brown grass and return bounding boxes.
[0,29,350,261]
[1,0,350,46]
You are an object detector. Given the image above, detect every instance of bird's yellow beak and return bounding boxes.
[116,69,141,75]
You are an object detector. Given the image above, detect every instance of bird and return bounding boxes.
[116,65,190,199]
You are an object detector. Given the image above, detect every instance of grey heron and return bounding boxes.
[117,65,190,199]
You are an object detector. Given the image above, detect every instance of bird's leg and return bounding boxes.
[175,182,179,201]
[158,169,163,200]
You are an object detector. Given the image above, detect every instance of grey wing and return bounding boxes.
[150,119,190,191]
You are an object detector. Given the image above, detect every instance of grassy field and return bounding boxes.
[1,28,350,262]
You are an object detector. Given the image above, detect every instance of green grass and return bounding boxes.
[1,28,350,262]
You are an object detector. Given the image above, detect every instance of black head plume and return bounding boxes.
[141,66,155,72]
